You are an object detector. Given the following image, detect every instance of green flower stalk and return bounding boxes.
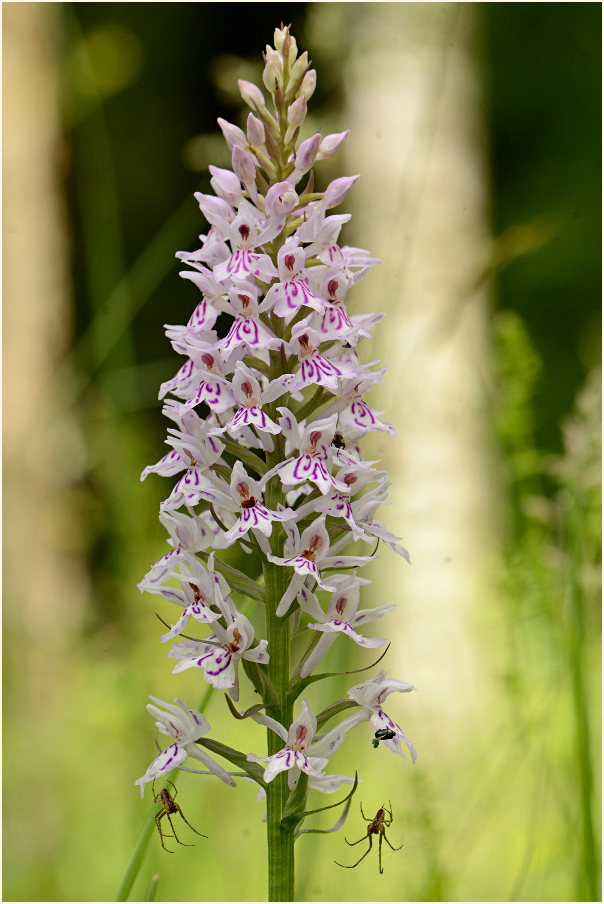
[136,25,416,901]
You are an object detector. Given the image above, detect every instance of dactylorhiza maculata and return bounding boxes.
[135,26,416,900]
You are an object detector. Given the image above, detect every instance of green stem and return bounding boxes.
[259,47,310,897]
[261,271,297,898]
[115,809,156,902]
[144,874,160,902]
[263,441,295,900]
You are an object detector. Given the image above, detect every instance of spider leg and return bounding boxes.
[156,810,176,839]
[335,835,373,869]
[378,831,384,874]
[167,780,178,799]
[383,832,404,852]
[359,802,370,822]
[383,800,394,824]
[166,813,193,847]
[345,831,369,847]
[155,813,174,853]
[152,778,159,803]
[175,805,208,838]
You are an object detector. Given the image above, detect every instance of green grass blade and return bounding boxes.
[115,809,156,902]
[145,874,160,902]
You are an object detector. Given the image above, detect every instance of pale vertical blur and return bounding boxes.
[341,3,501,733]
[299,8,506,898]
[4,4,89,649]
[3,0,89,864]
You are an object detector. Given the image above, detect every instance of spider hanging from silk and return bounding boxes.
[152,779,207,853]
[335,801,403,874]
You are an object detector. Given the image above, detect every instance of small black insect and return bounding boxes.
[332,432,346,450]
[371,728,396,748]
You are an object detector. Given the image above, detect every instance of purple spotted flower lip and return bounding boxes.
[246,699,353,791]
[136,24,417,828]
[168,612,269,701]
[298,574,395,678]
[200,460,297,543]
[135,697,236,798]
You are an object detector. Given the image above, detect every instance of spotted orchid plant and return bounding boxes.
[136,25,416,901]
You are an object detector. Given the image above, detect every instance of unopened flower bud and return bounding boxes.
[287,96,307,130]
[324,174,360,208]
[217,117,246,151]
[284,32,298,67]
[287,51,309,95]
[317,130,350,161]
[265,181,298,219]
[232,145,257,185]
[284,96,307,144]
[209,165,244,207]
[299,69,317,102]
[238,79,267,114]
[293,133,321,177]
[246,113,265,147]
[273,25,297,66]
[194,191,233,228]
[273,25,287,52]
[262,48,283,95]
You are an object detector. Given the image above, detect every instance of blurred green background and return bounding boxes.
[3,3,600,902]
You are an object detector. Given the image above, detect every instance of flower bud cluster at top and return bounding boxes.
[135,25,416,803]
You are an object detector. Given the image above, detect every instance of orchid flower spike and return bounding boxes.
[136,25,417,899]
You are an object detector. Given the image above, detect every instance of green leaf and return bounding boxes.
[293,385,330,422]
[295,773,359,839]
[196,738,266,788]
[224,694,268,721]
[241,357,271,380]
[289,643,391,700]
[220,437,268,475]
[296,802,352,838]
[315,699,358,731]
[144,874,160,902]
[198,553,266,602]
[281,773,309,831]
[241,658,279,703]
[114,808,156,901]
[299,772,359,819]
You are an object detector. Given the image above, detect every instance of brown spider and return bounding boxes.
[335,801,403,874]
[152,779,207,853]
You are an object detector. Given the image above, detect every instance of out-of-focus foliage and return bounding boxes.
[483,2,601,454]
[493,308,601,902]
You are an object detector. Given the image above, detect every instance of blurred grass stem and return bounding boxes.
[115,809,157,902]
[144,874,160,902]
[564,492,599,900]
